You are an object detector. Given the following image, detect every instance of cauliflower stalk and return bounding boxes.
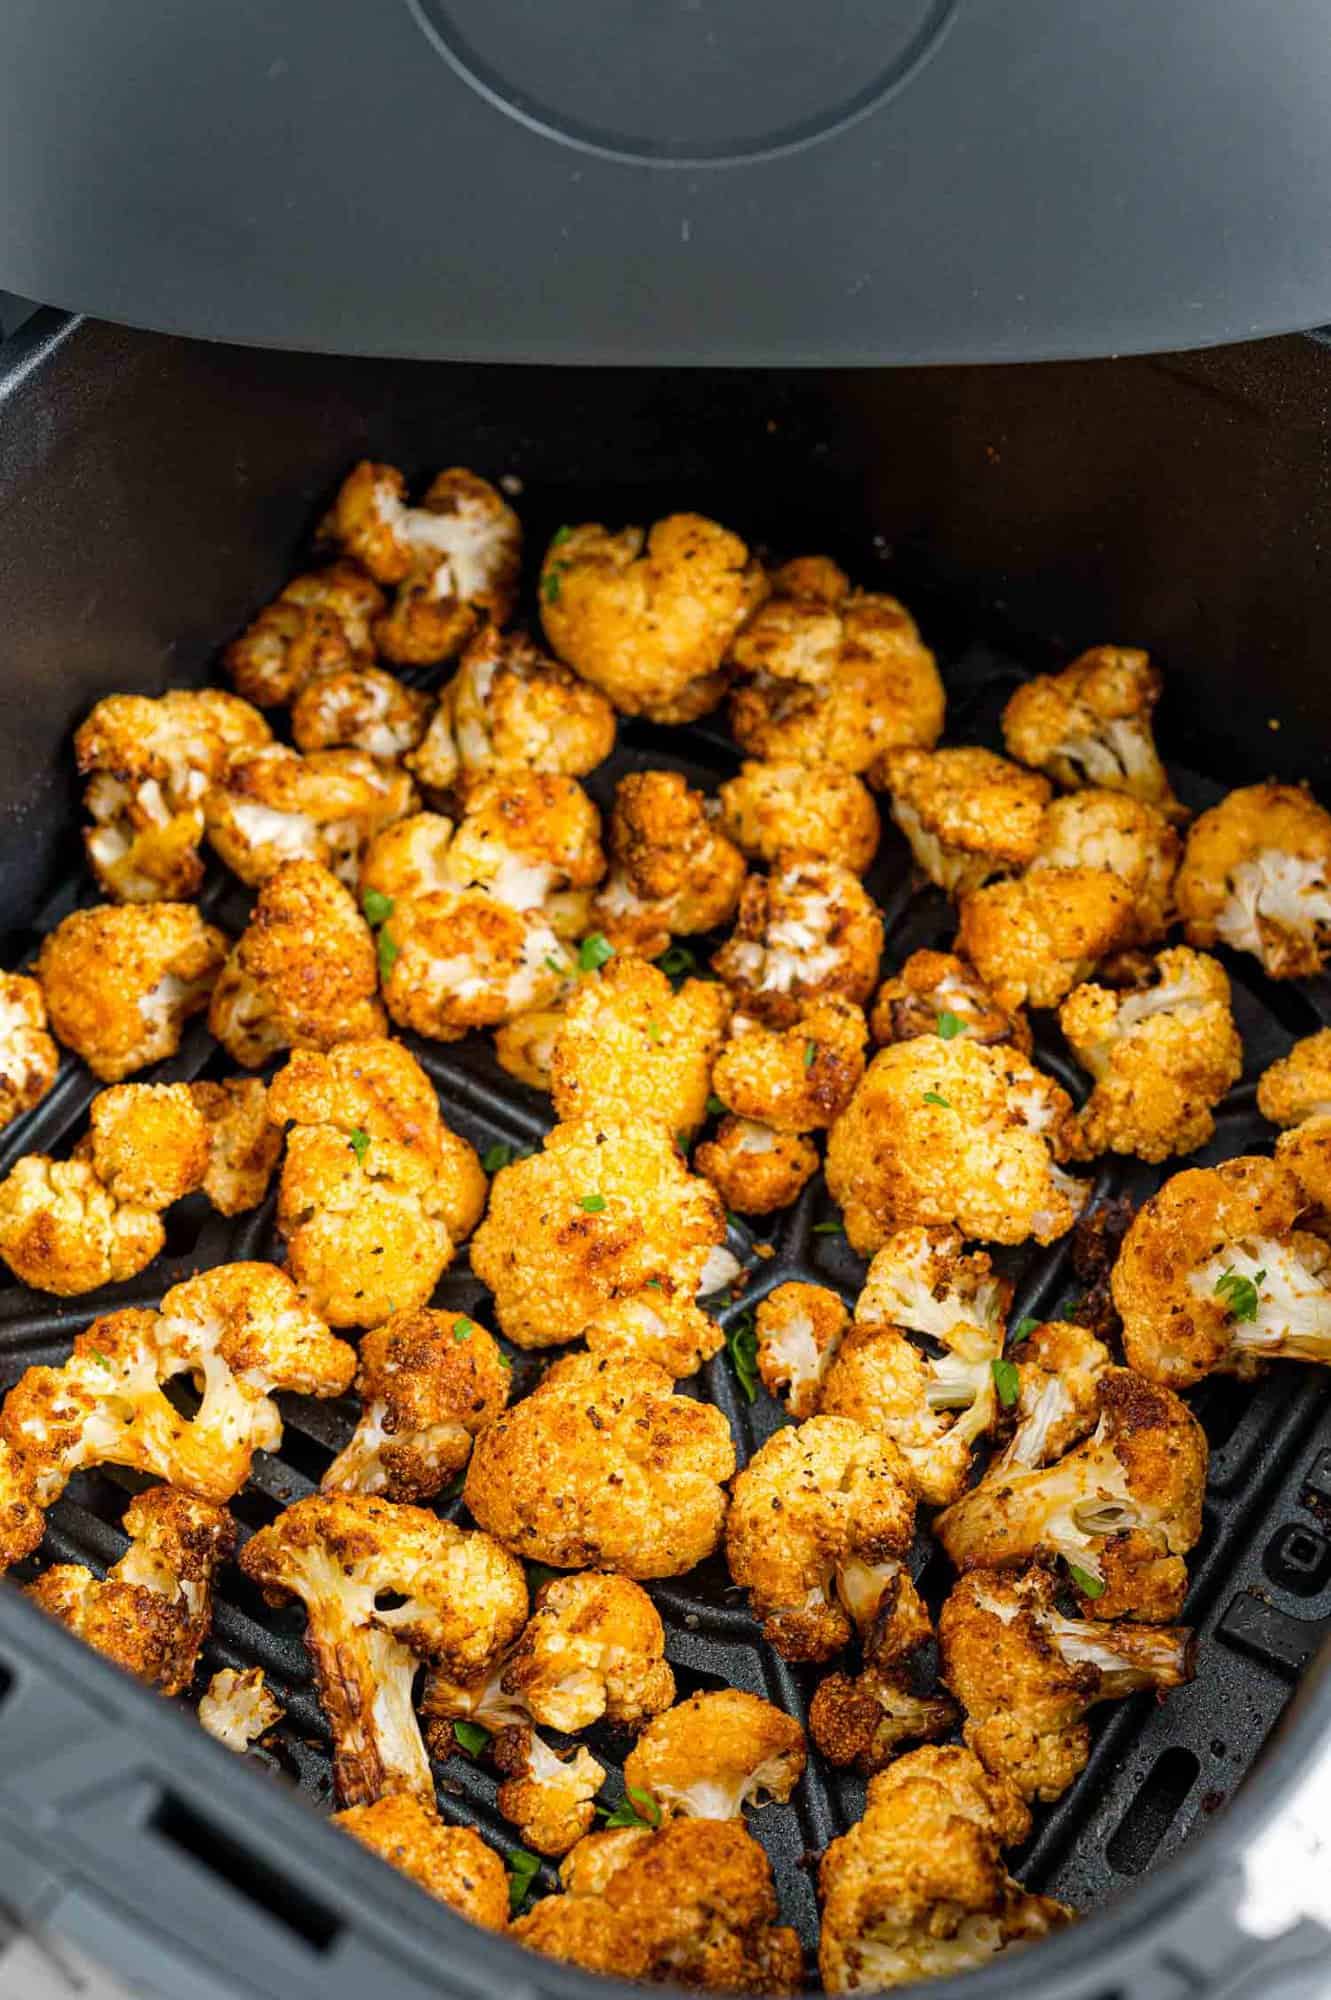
[199,1666,285,1752]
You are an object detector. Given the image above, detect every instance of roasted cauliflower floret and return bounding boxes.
[27,1484,234,1695]
[379,890,572,1042]
[0,1153,164,1294]
[711,998,868,1133]
[499,1571,675,1733]
[623,1691,806,1822]
[957,866,1137,1013]
[879,747,1050,896]
[718,761,880,874]
[470,1117,726,1350]
[334,1796,509,1930]
[809,1661,957,1776]
[290,665,431,760]
[199,1666,285,1752]
[1002,646,1183,819]
[825,1038,1086,1254]
[358,809,455,904]
[712,857,883,1028]
[1033,788,1180,947]
[1175,782,1331,977]
[0,973,59,1134]
[591,771,746,959]
[203,742,414,889]
[549,955,730,1133]
[323,1306,510,1499]
[39,902,227,1082]
[869,948,1031,1055]
[939,1568,1194,1804]
[512,1893,636,1977]
[694,1118,820,1217]
[269,1037,482,1201]
[223,563,384,706]
[727,1415,918,1661]
[241,1492,527,1806]
[408,624,617,791]
[443,771,605,933]
[208,860,385,1067]
[0,1438,44,1570]
[817,1745,1072,1993]
[1259,1030,1331,1129]
[1059,946,1242,1163]
[187,1078,282,1215]
[987,1321,1112,1480]
[493,1005,568,1092]
[330,463,521,667]
[493,1726,606,1857]
[936,1368,1207,1622]
[85,1081,209,1208]
[755,1282,848,1417]
[1111,1154,1331,1385]
[540,513,765,723]
[465,1354,734,1578]
[581,1293,725,1380]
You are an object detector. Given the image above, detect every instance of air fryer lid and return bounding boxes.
[4,0,1331,365]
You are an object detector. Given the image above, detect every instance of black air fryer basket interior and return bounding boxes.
[1,314,1331,2000]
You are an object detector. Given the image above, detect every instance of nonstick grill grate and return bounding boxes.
[4,640,1331,1976]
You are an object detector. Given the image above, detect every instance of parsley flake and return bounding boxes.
[362,888,394,926]
[600,1786,662,1831]
[453,1720,489,1756]
[1215,1267,1263,1322]
[655,944,696,984]
[483,1143,513,1174]
[1066,1560,1107,1600]
[377,927,399,980]
[922,1089,951,1108]
[991,1358,1020,1408]
[453,1316,474,1343]
[726,1313,759,1403]
[1011,1316,1040,1344]
[812,1219,845,1236]
[675,1130,692,1159]
[348,1127,371,1165]
[646,1020,662,1043]
[544,954,565,974]
[803,1040,817,1070]
[543,564,568,604]
[706,1093,726,1118]
[578,932,615,973]
[936,1010,966,1040]
[507,1848,542,1915]
[580,1193,607,1213]
[549,524,574,549]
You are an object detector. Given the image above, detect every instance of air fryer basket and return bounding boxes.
[1,313,1330,2000]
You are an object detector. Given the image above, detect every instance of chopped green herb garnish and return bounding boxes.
[88,1348,110,1369]
[935,1009,966,1040]
[544,954,565,974]
[1011,1316,1040,1344]
[508,1847,542,1916]
[706,1093,726,1118]
[922,1089,951,1108]
[991,1358,1020,1408]
[655,944,696,982]
[497,1350,512,1371]
[646,1020,662,1043]
[812,1219,845,1236]
[453,1316,475,1343]
[1215,1268,1263,1322]
[726,1313,759,1403]
[1067,1561,1106,1600]
[803,1040,817,1070]
[453,1720,489,1756]
[483,1142,513,1174]
[644,1278,664,1291]
[549,524,574,549]
[600,1786,662,1831]
[675,1130,692,1159]
[348,1127,371,1165]
[543,565,568,604]
[579,932,615,973]
[377,927,399,980]
[580,1193,607,1213]
[362,888,394,927]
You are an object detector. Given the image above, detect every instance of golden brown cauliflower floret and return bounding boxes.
[39,902,227,1083]
[987,1321,1112,1481]
[1033,788,1180,947]
[198,1666,285,1752]
[711,997,868,1133]
[825,1038,1086,1255]
[26,1484,234,1695]
[1175,782,1331,977]
[493,1725,607,1857]
[334,1796,509,1931]
[512,1893,637,1977]
[493,1005,568,1092]
[1111,1154,1331,1386]
[936,1368,1207,1622]
[499,1571,675,1733]
[0,973,59,1134]
[443,771,605,935]
[957,866,1137,1013]
[549,955,730,1134]
[0,1438,44,1571]
[358,809,455,904]
[540,513,766,723]
[465,1353,734,1578]
[870,948,1031,1055]
[939,1568,1195,1804]
[1002,645,1183,820]
[809,1659,957,1776]
[581,1292,725,1380]
[712,857,883,1028]
[277,1125,456,1330]
[330,463,521,667]
[223,563,384,706]
[241,1492,527,1806]
[85,1081,209,1208]
[290,665,432,760]
[755,1282,848,1418]
[187,1078,282,1215]
[470,1117,726,1350]
[694,1117,820,1217]
[1259,1030,1331,1129]
[817,1745,1072,1993]
[623,1691,806,1822]
[208,860,385,1067]
[203,742,415,889]
[322,1306,510,1500]
[1059,946,1242,1163]
[0,1156,164,1294]
[381,890,573,1042]
[408,624,617,793]
[718,761,880,874]
[726,1415,918,1661]
[879,747,1051,896]
[591,771,746,959]
[819,1227,1010,1506]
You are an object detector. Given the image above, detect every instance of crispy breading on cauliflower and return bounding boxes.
[539,513,766,723]
[825,1038,1086,1255]
[1175,782,1331,977]
[408,624,617,793]
[1111,1154,1331,1386]
[465,1354,734,1577]
[957,866,1137,1013]
[358,809,455,904]
[187,1078,282,1215]
[590,770,746,959]
[493,1725,606,1856]
[1002,646,1183,820]
[322,1306,510,1499]
[39,902,227,1083]
[208,860,385,1067]
[26,1484,234,1695]
[204,742,415,889]
[726,1415,918,1661]
[290,665,431,760]
[817,1745,1072,1992]
[878,748,1051,896]
[1059,946,1242,1163]
[500,1571,675,1733]
[623,1691,806,1822]
[0,1438,43,1571]
[223,563,384,706]
[76,688,271,902]
[330,463,521,667]
[818,1227,1010,1506]
[1033,789,1180,947]
[0,974,59,1134]
[277,1124,456,1329]
[712,857,883,1028]
[380,890,573,1041]
[1259,1031,1331,1128]
[694,1117,820,1217]
[199,1666,285,1752]
[85,1081,209,1208]
[241,1492,527,1806]
[939,1567,1195,1804]
[470,1117,726,1349]
[718,761,881,874]
[512,1893,636,1977]
[581,1293,725,1380]
[443,771,605,933]
[711,998,868,1133]
[549,955,730,1134]
[334,1795,509,1930]
[869,949,1031,1055]
[755,1282,848,1417]
[987,1321,1112,1481]
[0,1155,163,1295]
[936,1368,1207,1622]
